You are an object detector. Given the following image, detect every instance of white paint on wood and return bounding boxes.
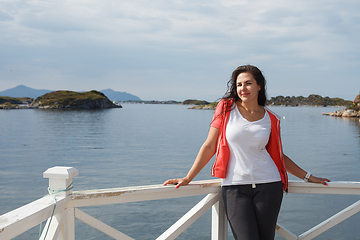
[298,200,360,240]
[211,199,227,240]
[40,212,65,240]
[65,207,75,240]
[43,167,78,198]
[288,181,360,195]
[69,180,221,208]
[0,196,68,240]
[275,224,298,240]
[43,167,79,180]
[75,208,135,240]
[156,193,220,240]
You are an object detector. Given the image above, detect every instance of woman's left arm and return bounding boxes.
[284,154,330,185]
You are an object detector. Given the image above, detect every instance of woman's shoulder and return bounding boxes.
[265,107,281,121]
[217,98,234,109]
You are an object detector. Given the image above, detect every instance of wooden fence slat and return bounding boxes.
[275,224,298,240]
[40,212,65,240]
[298,200,360,240]
[74,208,135,240]
[65,208,75,240]
[287,181,360,195]
[0,196,68,240]
[211,198,227,240]
[156,193,220,240]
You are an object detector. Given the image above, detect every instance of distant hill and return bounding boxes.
[0,85,52,98]
[268,94,352,106]
[30,90,121,109]
[100,89,141,101]
[182,99,210,105]
[0,85,141,101]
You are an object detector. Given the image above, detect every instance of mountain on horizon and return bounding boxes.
[100,89,141,101]
[0,85,141,101]
[0,85,52,98]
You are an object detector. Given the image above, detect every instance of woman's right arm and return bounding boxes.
[163,126,220,188]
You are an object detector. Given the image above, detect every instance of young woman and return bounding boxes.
[163,65,330,240]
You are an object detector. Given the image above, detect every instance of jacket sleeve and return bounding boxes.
[210,100,225,129]
[211,99,230,178]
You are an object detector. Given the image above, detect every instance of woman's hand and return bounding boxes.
[163,127,220,189]
[309,175,331,185]
[163,177,191,189]
[283,154,331,186]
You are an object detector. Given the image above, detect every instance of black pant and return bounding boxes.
[222,181,283,240]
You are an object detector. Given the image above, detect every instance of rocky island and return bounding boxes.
[0,90,122,109]
[323,95,360,118]
[0,97,32,108]
[31,90,122,109]
[267,94,353,107]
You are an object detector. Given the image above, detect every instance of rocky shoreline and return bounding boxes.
[323,109,360,118]
[323,94,360,118]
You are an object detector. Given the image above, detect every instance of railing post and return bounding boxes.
[43,166,78,197]
[211,196,227,240]
[43,166,78,240]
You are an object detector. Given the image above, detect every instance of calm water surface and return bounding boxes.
[0,104,359,239]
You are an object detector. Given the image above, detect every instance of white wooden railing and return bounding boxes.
[0,166,359,240]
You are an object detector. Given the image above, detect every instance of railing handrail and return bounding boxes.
[70,179,360,196]
[66,179,360,208]
[69,179,222,208]
[1,167,359,240]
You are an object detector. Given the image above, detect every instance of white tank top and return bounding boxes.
[222,106,281,186]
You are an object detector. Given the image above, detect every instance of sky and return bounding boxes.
[0,0,359,101]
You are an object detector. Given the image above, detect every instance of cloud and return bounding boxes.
[0,10,14,21]
[0,0,359,100]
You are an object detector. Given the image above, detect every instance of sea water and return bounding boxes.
[0,104,359,239]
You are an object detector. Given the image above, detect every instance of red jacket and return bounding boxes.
[210,99,289,192]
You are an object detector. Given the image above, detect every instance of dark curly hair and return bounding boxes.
[223,65,267,106]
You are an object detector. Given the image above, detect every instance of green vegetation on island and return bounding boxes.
[0,96,33,109]
[347,95,360,111]
[182,99,219,110]
[182,99,210,105]
[187,101,218,109]
[0,90,122,109]
[267,94,352,107]
[31,90,121,109]
[0,96,33,104]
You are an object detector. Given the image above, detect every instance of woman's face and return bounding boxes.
[236,72,261,103]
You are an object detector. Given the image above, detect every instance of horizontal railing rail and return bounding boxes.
[0,166,359,240]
